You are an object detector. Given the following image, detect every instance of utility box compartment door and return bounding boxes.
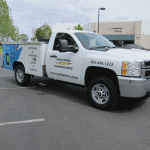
[25,45,43,76]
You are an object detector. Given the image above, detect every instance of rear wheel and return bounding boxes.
[15,65,31,86]
[87,76,118,110]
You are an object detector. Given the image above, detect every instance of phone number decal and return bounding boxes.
[91,60,113,66]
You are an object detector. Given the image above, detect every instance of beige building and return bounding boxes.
[83,20,150,49]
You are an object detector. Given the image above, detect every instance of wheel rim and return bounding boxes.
[16,69,24,83]
[91,83,110,104]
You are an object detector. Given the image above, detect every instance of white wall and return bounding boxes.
[140,34,150,49]
[141,21,150,35]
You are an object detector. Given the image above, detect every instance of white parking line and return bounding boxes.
[0,75,13,76]
[0,87,28,89]
[0,118,45,126]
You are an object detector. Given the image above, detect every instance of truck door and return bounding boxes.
[46,33,83,84]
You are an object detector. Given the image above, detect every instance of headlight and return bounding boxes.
[122,61,141,76]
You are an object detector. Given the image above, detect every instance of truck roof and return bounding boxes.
[53,30,94,34]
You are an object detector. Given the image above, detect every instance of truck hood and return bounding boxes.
[107,48,150,62]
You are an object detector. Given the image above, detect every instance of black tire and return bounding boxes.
[15,65,31,86]
[87,76,118,110]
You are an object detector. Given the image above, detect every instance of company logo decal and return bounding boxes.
[56,62,72,65]
[56,58,71,62]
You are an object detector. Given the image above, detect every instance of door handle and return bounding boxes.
[50,55,57,58]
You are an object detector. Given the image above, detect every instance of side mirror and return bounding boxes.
[59,39,68,52]
[68,45,79,53]
[73,46,79,53]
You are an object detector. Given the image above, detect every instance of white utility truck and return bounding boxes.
[2,30,150,110]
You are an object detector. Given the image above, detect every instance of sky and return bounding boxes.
[6,0,150,40]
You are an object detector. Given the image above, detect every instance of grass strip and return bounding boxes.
[0,47,3,52]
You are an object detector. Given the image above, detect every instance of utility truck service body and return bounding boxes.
[2,30,150,110]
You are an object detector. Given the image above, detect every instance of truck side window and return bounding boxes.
[53,33,61,50]
[53,33,78,51]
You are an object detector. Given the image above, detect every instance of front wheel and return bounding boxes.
[15,65,31,86]
[87,76,118,110]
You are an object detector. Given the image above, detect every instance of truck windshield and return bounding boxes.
[74,32,116,50]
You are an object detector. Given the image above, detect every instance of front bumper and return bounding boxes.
[118,76,150,98]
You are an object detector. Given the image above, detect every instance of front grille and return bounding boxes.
[145,61,150,67]
[141,68,150,78]
[142,61,150,78]
[145,71,150,77]
[143,61,150,68]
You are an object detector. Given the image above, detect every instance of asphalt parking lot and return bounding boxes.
[0,53,150,150]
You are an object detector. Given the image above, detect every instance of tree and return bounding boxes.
[11,26,20,41]
[74,24,83,30]
[31,37,36,41]
[19,34,29,42]
[0,0,16,41]
[31,28,36,41]
[35,23,52,41]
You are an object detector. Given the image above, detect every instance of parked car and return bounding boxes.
[121,44,149,50]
